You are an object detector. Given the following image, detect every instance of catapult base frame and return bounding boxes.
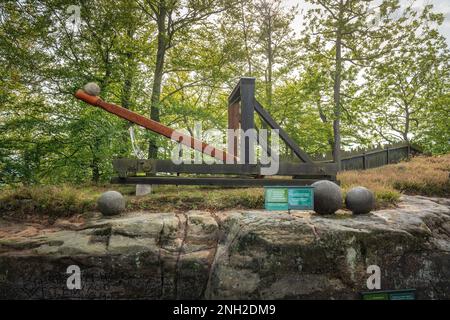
[111,159,338,187]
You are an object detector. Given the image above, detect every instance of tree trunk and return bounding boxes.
[404,105,410,143]
[317,99,334,151]
[91,50,112,182]
[148,4,167,159]
[91,162,100,183]
[241,1,252,76]
[91,138,101,183]
[333,1,343,171]
[266,60,273,109]
[266,16,273,109]
[119,24,136,158]
[119,54,134,157]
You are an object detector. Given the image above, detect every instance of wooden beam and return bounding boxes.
[228,101,240,158]
[112,159,338,177]
[111,176,319,187]
[75,90,236,163]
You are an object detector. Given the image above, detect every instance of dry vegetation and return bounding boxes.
[0,155,448,218]
[339,154,450,207]
[0,184,264,218]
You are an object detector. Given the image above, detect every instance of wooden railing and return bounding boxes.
[310,143,423,171]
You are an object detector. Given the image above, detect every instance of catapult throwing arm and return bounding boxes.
[74,88,236,163]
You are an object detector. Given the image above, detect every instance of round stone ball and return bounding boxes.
[345,186,375,214]
[83,82,101,96]
[97,191,126,216]
[311,180,343,215]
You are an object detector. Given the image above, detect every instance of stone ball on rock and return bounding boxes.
[345,186,375,214]
[83,82,101,96]
[97,191,126,216]
[311,180,343,215]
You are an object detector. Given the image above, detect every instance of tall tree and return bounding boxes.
[137,0,231,159]
[253,0,298,109]
[363,5,449,147]
[302,0,400,169]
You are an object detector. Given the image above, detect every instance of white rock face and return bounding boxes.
[97,191,126,216]
[83,82,101,96]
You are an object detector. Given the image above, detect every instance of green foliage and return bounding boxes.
[0,185,264,217]
[374,190,401,209]
[0,185,97,217]
[0,0,448,188]
[360,4,450,152]
[129,187,264,212]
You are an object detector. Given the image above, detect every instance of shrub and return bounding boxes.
[339,154,450,206]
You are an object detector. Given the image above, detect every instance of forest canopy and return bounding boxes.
[1,0,449,185]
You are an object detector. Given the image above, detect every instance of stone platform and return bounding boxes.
[0,196,449,299]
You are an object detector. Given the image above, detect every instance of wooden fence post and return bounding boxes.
[362,152,367,170]
[386,146,390,165]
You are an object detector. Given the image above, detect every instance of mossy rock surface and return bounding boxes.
[0,196,449,299]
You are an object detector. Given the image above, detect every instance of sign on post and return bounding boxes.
[361,289,416,300]
[288,187,314,210]
[265,186,314,211]
[265,187,289,211]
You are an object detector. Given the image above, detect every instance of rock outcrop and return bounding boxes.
[0,196,449,299]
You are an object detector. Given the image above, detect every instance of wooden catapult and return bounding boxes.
[75,78,337,186]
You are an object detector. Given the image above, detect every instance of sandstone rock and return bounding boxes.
[83,82,101,96]
[311,180,343,214]
[97,191,126,216]
[0,196,449,299]
[345,186,375,214]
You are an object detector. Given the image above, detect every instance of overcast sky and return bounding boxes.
[284,0,450,46]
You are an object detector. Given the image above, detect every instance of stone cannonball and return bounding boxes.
[97,191,126,216]
[311,180,343,215]
[83,82,101,96]
[345,186,375,214]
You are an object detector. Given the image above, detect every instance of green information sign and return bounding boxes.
[361,289,415,300]
[265,202,289,211]
[265,187,289,211]
[265,187,288,203]
[288,188,314,210]
[362,292,389,300]
[264,186,314,211]
[389,292,415,300]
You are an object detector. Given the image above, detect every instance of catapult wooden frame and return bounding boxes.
[75,78,338,186]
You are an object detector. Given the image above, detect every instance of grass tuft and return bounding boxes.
[128,187,264,212]
[338,154,450,208]
[0,185,97,217]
